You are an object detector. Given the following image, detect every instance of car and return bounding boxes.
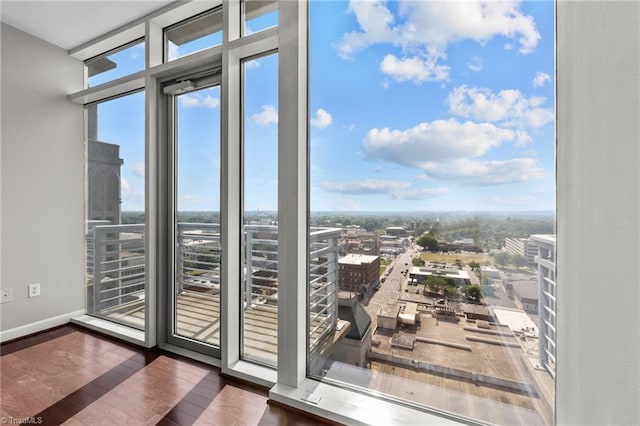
[436,299,446,305]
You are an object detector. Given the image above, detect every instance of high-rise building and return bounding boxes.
[531,234,557,378]
[87,104,123,224]
[505,237,539,266]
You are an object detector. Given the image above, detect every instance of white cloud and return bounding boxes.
[336,0,400,59]
[533,71,551,88]
[320,179,448,200]
[179,94,220,109]
[467,56,482,72]
[392,187,450,200]
[423,158,547,185]
[245,58,261,69]
[311,108,333,128]
[337,0,541,60]
[167,42,180,61]
[320,179,410,195]
[132,163,145,178]
[380,54,449,83]
[447,85,553,130]
[121,177,130,191]
[398,1,541,54]
[362,118,548,186]
[363,119,517,167]
[252,105,278,125]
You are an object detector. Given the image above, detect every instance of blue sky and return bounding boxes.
[309,0,555,212]
[95,0,555,213]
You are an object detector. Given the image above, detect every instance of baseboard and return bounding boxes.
[0,309,86,343]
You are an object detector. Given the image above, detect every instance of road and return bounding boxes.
[362,245,419,328]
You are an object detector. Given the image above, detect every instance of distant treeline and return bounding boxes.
[121,211,554,250]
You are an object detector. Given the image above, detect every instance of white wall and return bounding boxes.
[557,2,640,424]
[1,23,85,335]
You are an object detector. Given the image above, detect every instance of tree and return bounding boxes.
[462,284,482,302]
[423,276,456,298]
[411,257,425,266]
[494,252,511,268]
[416,233,438,252]
[512,254,528,269]
[454,258,463,269]
[362,218,381,232]
[468,260,481,270]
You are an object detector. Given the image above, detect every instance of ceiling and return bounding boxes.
[0,1,175,50]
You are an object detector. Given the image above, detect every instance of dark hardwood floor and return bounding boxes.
[0,324,337,426]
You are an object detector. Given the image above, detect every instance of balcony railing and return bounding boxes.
[85,222,342,349]
[86,221,145,323]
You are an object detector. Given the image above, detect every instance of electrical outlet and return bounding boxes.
[28,283,41,298]
[1,288,13,303]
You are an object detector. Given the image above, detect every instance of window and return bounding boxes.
[165,8,223,62]
[70,1,559,424]
[86,39,145,87]
[171,83,222,351]
[307,1,556,424]
[242,0,278,36]
[85,91,146,330]
[241,53,279,367]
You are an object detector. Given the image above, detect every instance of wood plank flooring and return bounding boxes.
[0,325,335,426]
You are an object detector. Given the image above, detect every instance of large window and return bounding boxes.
[242,53,279,367]
[71,1,560,424]
[170,83,222,351]
[307,1,556,424]
[85,91,146,330]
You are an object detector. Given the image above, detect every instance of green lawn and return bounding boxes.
[418,252,493,266]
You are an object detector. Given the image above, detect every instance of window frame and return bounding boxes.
[163,6,223,63]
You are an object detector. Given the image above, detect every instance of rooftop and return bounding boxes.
[530,234,556,246]
[493,307,539,336]
[338,253,379,265]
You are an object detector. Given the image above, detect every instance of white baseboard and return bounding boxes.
[0,309,86,343]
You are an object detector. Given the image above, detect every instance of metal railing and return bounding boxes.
[86,222,145,327]
[86,221,342,346]
[176,223,221,293]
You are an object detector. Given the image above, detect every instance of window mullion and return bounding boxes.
[276,0,309,388]
[220,0,242,375]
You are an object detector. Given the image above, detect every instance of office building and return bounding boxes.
[531,234,557,379]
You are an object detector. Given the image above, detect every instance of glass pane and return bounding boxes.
[165,8,223,61]
[242,53,278,366]
[87,40,145,87]
[308,0,556,424]
[242,0,278,36]
[85,91,146,330]
[173,85,221,347]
